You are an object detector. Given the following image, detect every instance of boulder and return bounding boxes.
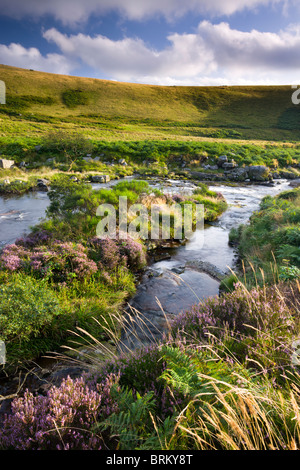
[90,175,110,183]
[36,178,50,191]
[217,155,228,167]
[118,159,127,166]
[222,161,237,170]
[279,169,299,180]
[289,178,300,188]
[246,165,270,182]
[225,167,249,181]
[0,159,15,169]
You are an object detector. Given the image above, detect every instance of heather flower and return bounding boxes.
[89,234,146,273]
[0,374,120,450]
[0,241,98,284]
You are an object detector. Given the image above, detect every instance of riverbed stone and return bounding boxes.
[225,167,249,181]
[279,169,299,179]
[36,178,50,191]
[246,165,270,181]
[90,174,110,183]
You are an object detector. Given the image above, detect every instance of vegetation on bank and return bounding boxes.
[1,278,300,450]
[2,65,300,451]
[1,180,300,451]
[225,186,300,289]
[0,178,226,363]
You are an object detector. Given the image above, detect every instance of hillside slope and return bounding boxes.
[0,64,299,142]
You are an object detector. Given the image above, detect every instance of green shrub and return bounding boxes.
[0,273,63,361]
[62,89,90,108]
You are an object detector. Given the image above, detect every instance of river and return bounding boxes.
[0,177,292,351]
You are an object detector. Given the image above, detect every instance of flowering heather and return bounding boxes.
[0,241,97,283]
[171,282,292,339]
[89,235,146,273]
[0,374,120,450]
[15,230,53,248]
[170,282,299,375]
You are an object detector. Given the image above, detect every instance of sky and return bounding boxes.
[0,0,300,85]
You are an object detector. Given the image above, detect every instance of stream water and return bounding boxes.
[118,178,292,350]
[0,178,292,351]
[0,177,293,409]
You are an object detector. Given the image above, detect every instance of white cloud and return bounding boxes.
[0,43,75,74]
[2,19,300,85]
[43,28,216,81]
[42,22,300,84]
[0,0,285,24]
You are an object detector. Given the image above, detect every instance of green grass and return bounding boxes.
[223,187,300,289]
[1,64,300,145]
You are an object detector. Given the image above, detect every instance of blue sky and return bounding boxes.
[0,0,300,85]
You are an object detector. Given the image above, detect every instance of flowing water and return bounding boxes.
[119,178,292,350]
[0,177,293,405]
[0,177,292,351]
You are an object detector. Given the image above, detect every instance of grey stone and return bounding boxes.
[90,174,110,183]
[36,178,50,191]
[0,159,15,169]
[246,165,270,181]
[217,155,228,167]
[222,161,237,170]
[226,167,249,181]
[279,169,299,180]
[289,179,300,188]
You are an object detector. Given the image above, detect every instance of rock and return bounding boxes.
[36,178,50,191]
[189,171,224,182]
[186,259,229,281]
[69,176,78,182]
[217,155,228,167]
[153,252,171,262]
[118,159,127,166]
[90,174,110,183]
[19,161,27,168]
[279,169,299,180]
[246,165,270,182]
[0,159,15,169]
[222,161,237,170]
[225,167,249,181]
[289,178,300,188]
[171,265,185,274]
[34,145,41,152]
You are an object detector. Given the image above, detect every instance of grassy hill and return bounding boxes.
[0,64,300,143]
